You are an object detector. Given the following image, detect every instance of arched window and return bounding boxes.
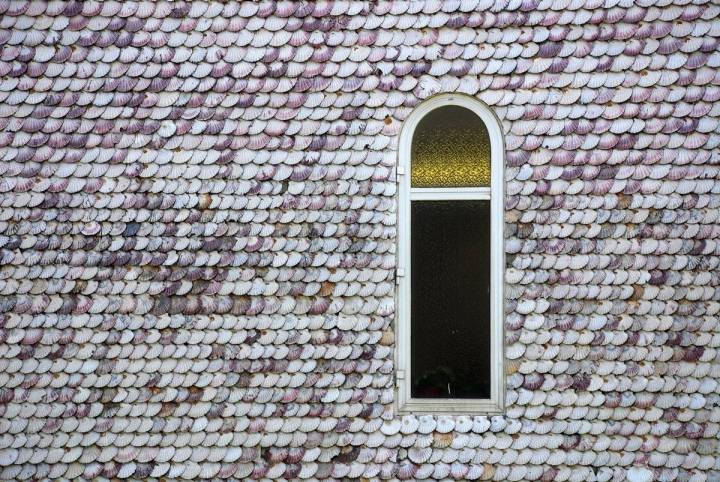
[396,94,504,413]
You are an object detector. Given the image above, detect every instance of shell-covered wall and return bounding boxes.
[0,0,719,480]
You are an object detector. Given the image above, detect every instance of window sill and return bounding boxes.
[397,398,504,415]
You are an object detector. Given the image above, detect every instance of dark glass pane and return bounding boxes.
[411,200,491,399]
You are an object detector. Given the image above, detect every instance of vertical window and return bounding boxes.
[397,95,504,413]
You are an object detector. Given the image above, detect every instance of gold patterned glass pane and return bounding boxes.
[411,105,491,188]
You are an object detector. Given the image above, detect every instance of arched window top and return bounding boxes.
[400,94,504,195]
[411,105,491,188]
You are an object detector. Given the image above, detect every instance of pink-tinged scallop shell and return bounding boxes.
[396,462,418,480]
[409,447,432,464]
[431,463,451,479]
[449,463,469,479]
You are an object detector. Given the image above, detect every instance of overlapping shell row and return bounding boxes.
[0,0,719,480]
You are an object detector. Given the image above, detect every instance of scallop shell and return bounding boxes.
[386,412,413,436]
[396,462,417,480]
[417,415,436,434]
[451,416,472,434]
[435,416,454,434]
[408,446,432,464]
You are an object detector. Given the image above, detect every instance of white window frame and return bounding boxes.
[396,94,505,414]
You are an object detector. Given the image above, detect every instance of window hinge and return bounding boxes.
[395,268,405,284]
[396,166,405,182]
[395,370,405,387]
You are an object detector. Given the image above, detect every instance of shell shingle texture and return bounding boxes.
[1,0,720,480]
